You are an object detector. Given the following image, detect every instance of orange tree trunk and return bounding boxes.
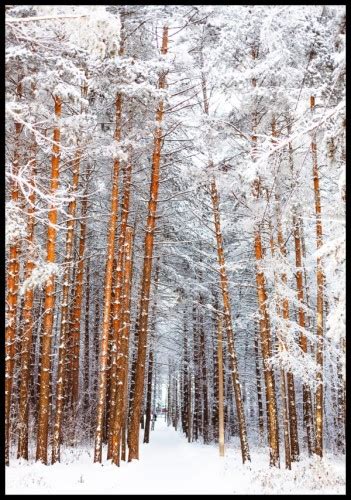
[105,31,127,440]
[83,258,91,416]
[255,228,280,467]
[254,330,264,443]
[127,26,168,462]
[70,191,88,413]
[93,92,123,463]
[36,95,62,464]
[293,214,314,454]
[210,178,251,463]
[120,231,136,461]
[105,256,118,443]
[192,300,200,441]
[200,47,250,460]
[272,118,299,462]
[310,95,324,457]
[253,180,280,467]
[181,310,190,439]
[108,151,133,456]
[143,259,160,445]
[277,223,299,462]
[17,139,36,460]
[108,232,128,458]
[250,47,279,462]
[111,227,134,465]
[143,346,154,444]
[198,292,210,443]
[287,124,315,456]
[217,315,225,457]
[52,150,81,463]
[268,220,291,470]
[5,82,23,465]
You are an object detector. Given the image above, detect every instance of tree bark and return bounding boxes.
[310,95,325,458]
[253,181,280,467]
[83,259,91,416]
[254,331,264,443]
[111,227,134,465]
[5,81,23,465]
[192,301,200,442]
[17,136,36,460]
[143,347,153,444]
[198,295,209,443]
[217,316,225,457]
[250,47,279,462]
[51,150,81,463]
[108,148,133,456]
[127,26,168,462]
[268,217,291,470]
[287,123,315,456]
[36,95,62,464]
[70,191,88,414]
[93,91,123,463]
[271,116,299,462]
[210,178,251,463]
[143,259,160,444]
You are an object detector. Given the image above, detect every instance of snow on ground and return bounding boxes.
[6,418,345,495]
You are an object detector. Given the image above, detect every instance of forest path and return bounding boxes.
[6,417,241,494]
[6,419,345,494]
[124,416,235,494]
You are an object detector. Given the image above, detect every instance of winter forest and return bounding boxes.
[5,4,345,495]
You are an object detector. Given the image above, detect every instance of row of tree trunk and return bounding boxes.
[6,20,344,470]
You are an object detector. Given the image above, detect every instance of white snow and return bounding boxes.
[6,418,345,495]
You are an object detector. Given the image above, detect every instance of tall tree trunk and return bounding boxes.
[143,259,160,444]
[310,95,325,458]
[17,136,36,460]
[70,191,88,415]
[91,285,101,438]
[167,368,172,427]
[268,213,291,471]
[272,117,299,462]
[126,302,140,439]
[198,294,210,444]
[111,226,134,465]
[254,330,265,444]
[108,239,128,458]
[36,95,62,464]
[187,370,192,443]
[83,259,91,417]
[210,179,251,463]
[127,26,168,462]
[105,256,117,445]
[251,47,279,467]
[212,295,219,442]
[5,81,23,465]
[288,123,315,455]
[51,150,81,463]
[336,344,345,453]
[200,45,250,460]
[192,301,200,441]
[181,307,190,440]
[143,346,153,444]
[108,147,133,456]
[217,315,225,457]
[93,91,123,463]
[253,179,280,467]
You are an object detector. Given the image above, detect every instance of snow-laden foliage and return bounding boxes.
[6,201,26,246]
[20,263,61,295]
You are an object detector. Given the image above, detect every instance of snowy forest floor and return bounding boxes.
[6,419,345,495]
